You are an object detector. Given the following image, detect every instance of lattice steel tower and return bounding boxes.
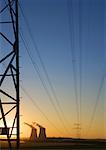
[0,0,20,149]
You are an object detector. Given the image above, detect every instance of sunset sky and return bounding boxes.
[0,0,106,139]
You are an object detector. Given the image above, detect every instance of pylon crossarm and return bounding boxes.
[0,21,13,24]
[0,54,15,86]
[0,50,15,63]
[0,89,16,101]
[0,32,14,46]
[0,0,14,14]
[0,105,16,120]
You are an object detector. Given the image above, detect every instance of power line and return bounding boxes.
[0,46,64,136]
[86,71,105,136]
[20,84,63,135]
[67,0,80,124]
[78,0,82,135]
[19,32,70,135]
[19,2,70,132]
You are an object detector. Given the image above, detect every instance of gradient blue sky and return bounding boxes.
[0,0,106,138]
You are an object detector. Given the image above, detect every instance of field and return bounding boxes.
[0,138,106,150]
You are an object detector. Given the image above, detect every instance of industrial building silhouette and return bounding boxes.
[25,122,46,142]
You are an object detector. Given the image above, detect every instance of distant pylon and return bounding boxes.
[73,123,81,139]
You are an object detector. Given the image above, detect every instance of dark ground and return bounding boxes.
[0,138,106,149]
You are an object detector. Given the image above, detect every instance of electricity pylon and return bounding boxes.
[0,0,20,149]
[73,123,81,139]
